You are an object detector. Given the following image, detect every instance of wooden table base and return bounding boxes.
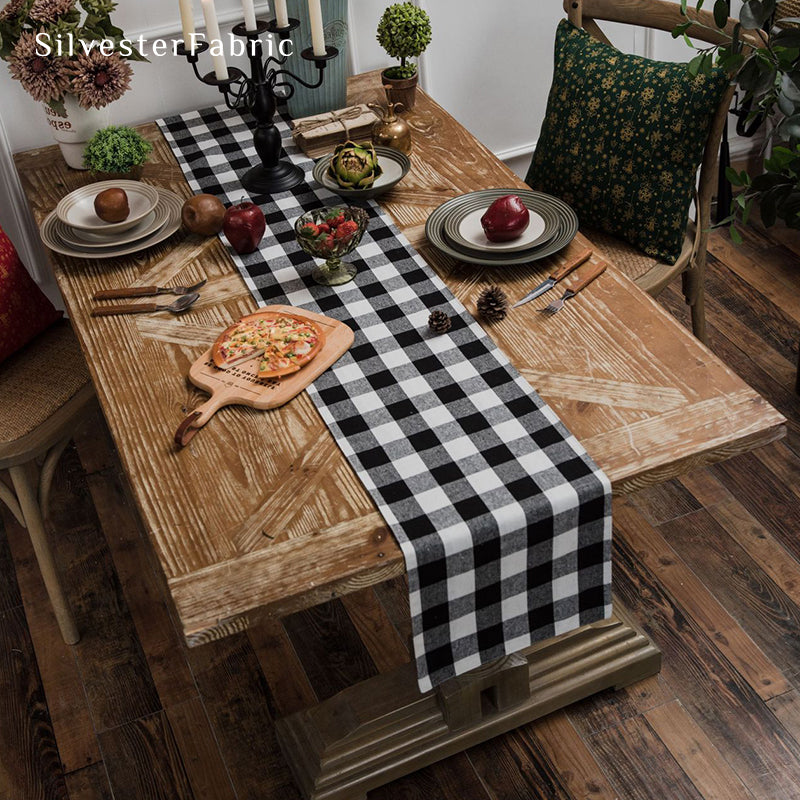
[276,605,661,800]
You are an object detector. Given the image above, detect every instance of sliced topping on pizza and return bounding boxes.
[212,312,325,378]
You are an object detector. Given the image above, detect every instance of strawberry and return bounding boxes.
[299,222,319,237]
[317,222,331,234]
[316,233,336,255]
[326,211,346,227]
[334,219,359,241]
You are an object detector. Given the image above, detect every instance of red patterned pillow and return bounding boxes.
[0,226,62,365]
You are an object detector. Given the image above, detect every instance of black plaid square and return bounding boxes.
[159,105,612,694]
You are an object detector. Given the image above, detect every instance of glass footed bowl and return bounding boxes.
[295,205,369,286]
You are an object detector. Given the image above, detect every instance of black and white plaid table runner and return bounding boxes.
[159,105,612,693]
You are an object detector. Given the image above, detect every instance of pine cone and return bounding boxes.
[477,285,508,322]
[428,309,452,334]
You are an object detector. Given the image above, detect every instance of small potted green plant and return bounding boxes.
[376,2,432,110]
[83,125,152,180]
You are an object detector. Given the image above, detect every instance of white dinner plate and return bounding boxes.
[59,210,161,248]
[40,188,183,260]
[55,180,160,234]
[456,207,548,252]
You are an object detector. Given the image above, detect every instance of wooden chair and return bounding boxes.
[563,0,749,342]
[0,320,95,644]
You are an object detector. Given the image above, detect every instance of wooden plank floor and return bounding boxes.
[3,218,800,799]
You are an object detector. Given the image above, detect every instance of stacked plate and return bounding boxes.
[40,180,184,260]
[426,188,579,266]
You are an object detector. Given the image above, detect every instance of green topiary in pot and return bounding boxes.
[377,2,432,79]
[83,125,153,179]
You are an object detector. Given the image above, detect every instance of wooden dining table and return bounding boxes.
[14,70,786,800]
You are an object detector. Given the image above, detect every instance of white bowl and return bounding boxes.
[55,180,160,234]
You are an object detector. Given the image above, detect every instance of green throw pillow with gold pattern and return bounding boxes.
[526,20,729,264]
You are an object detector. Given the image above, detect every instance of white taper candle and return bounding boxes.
[201,0,229,80]
[242,0,257,31]
[307,0,325,57]
[274,0,289,28]
[178,0,195,51]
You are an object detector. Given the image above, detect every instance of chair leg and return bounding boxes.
[8,461,79,645]
[689,285,707,344]
[682,256,708,345]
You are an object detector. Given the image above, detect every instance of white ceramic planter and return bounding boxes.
[42,94,111,169]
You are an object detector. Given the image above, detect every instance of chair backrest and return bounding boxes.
[562,0,747,246]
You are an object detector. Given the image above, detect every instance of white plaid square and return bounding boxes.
[447,570,475,601]
[440,522,474,556]
[466,468,505,493]
[369,419,408,444]
[415,485,453,514]
[441,435,480,461]
[552,527,579,560]
[392,452,429,481]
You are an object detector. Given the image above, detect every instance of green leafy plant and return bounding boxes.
[83,125,152,173]
[675,0,800,239]
[376,2,432,80]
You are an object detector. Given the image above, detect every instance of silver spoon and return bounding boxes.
[90,292,200,317]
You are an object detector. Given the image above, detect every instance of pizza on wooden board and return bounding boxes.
[212,312,325,378]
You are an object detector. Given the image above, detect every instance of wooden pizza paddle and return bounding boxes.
[175,305,354,447]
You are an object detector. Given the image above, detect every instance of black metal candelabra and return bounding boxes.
[178,19,338,194]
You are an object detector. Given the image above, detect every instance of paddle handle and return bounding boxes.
[174,394,232,447]
[549,248,592,282]
[571,260,607,295]
[94,287,158,300]
[91,303,159,316]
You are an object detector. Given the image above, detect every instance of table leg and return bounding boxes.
[275,602,660,800]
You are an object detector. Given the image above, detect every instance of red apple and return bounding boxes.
[480,195,530,243]
[223,201,266,254]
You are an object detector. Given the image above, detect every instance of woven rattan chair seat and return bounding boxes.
[581,226,690,283]
[0,321,91,447]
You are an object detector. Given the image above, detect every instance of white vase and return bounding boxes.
[42,94,111,169]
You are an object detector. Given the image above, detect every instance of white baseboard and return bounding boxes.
[495,140,537,164]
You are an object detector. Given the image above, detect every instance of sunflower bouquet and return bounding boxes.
[0,0,144,115]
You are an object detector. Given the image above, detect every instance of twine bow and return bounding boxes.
[292,105,366,142]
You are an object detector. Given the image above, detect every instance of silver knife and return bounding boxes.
[513,248,593,308]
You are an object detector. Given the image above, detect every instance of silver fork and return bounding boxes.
[93,278,207,301]
[540,261,607,315]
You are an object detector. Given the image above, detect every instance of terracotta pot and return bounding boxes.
[381,69,418,111]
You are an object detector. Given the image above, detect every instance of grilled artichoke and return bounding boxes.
[327,140,383,190]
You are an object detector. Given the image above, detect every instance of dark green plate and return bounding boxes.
[425,189,578,266]
[442,196,560,254]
